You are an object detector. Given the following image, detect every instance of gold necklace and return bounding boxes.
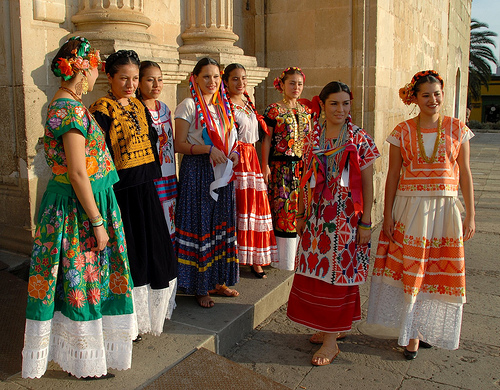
[285,106,305,157]
[416,115,442,163]
[59,86,83,103]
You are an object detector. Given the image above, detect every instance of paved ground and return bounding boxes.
[1,132,498,389]
[225,132,500,390]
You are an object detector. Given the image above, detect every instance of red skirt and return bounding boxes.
[287,274,361,332]
[234,143,277,265]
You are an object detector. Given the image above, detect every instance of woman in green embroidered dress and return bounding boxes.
[21,37,136,380]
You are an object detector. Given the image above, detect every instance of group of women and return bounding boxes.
[21,36,475,379]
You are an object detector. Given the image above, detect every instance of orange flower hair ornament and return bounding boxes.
[53,36,101,81]
[399,70,444,105]
[273,67,306,93]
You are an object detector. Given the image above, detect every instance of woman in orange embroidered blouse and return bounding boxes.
[367,70,475,359]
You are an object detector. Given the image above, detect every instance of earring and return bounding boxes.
[321,111,325,120]
[81,75,89,94]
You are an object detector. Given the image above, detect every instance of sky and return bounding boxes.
[471,0,500,72]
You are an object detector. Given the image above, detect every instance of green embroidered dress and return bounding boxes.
[22,99,136,379]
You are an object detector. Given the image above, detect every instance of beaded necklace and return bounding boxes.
[416,115,442,163]
[319,121,349,182]
[108,90,142,135]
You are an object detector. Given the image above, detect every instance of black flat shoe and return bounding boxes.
[403,348,418,360]
[133,335,142,342]
[250,267,267,279]
[419,340,432,349]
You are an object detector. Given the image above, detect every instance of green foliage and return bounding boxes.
[469,19,499,102]
[468,119,500,130]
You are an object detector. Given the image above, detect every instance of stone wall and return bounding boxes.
[0,0,471,254]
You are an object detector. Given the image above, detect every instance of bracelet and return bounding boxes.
[358,220,372,230]
[190,144,195,155]
[231,150,240,157]
[209,145,214,155]
[90,215,104,227]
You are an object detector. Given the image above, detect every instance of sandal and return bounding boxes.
[311,345,340,366]
[208,284,239,297]
[195,294,215,308]
[309,332,347,344]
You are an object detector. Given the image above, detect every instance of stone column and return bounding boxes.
[178,0,268,100]
[179,0,244,57]
[71,0,155,43]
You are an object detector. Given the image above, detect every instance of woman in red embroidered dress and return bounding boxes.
[222,63,277,278]
[367,70,475,359]
[262,67,312,271]
[287,82,380,366]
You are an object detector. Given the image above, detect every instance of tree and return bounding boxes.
[468,18,499,102]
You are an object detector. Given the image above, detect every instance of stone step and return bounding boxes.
[4,266,294,389]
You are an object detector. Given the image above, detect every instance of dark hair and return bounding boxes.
[192,57,220,76]
[50,39,83,77]
[222,63,245,83]
[281,68,304,83]
[105,50,140,77]
[413,75,443,94]
[319,81,353,103]
[139,60,161,80]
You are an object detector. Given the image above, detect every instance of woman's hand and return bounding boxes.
[296,218,306,236]
[262,164,271,185]
[383,215,395,242]
[463,214,475,241]
[92,225,109,252]
[356,227,371,245]
[210,146,228,165]
[229,152,239,167]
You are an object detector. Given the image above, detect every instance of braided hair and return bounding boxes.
[105,50,141,77]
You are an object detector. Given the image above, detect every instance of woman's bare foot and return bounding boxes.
[311,333,340,366]
[195,294,214,308]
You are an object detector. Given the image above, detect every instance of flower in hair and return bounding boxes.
[56,58,74,79]
[399,83,414,105]
[273,66,306,92]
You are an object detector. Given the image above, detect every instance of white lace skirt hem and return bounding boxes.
[22,311,137,379]
[133,278,177,336]
[367,280,463,350]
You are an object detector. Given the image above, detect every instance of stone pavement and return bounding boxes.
[0,132,498,389]
[225,132,500,390]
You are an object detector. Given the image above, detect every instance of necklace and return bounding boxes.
[285,106,305,157]
[59,86,82,103]
[109,91,142,135]
[416,115,442,163]
[319,122,349,181]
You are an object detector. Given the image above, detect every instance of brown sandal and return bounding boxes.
[311,345,340,366]
[208,284,239,297]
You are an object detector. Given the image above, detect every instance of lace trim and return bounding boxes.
[237,245,278,265]
[237,213,274,232]
[234,171,268,191]
[367,281,463,350]
[133,279,177,336]
[22,311,137,379]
